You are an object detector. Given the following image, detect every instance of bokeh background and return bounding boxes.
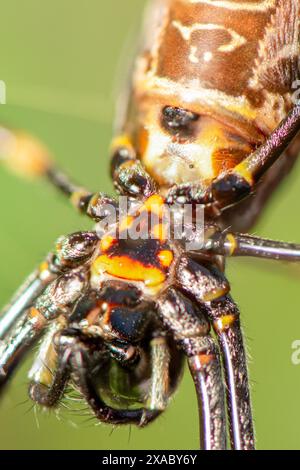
[1,0,300,450]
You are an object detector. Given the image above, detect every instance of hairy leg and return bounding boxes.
[0,260,89,387]
[204,232,300,262]
[175,255,254,449]
[211,105,300,209]
[0,257,56,339]
[157,287,227,450]
[220,141,300,232]
[28,321,70,407]
[0,268,88,386]
[0,230,98,342]
[110,135,157,198]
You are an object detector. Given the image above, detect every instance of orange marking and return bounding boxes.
[102,303,115,325]
[202,286,229,302]
[158,250,173,267]
[141,194,165,218]
[39,261,49,274]
[28,307,46,330]
[214,314,236,333]
[120,160,136,171]
[100,235,116,253]
[93,255,166,287]
[191,353,215,371]
[138,127,149,157]
[234,162,254,186]
[152,223,168,242]
[212,147,248,176]
[144,194,164,209]
[199,354,215,366]
[111,134,134,153]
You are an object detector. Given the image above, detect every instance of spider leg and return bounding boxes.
[46,168,120,222]
[175,255,230,303]
[147,336,171,411]
[28,321,71,407]
[52,329,161,426]
[204,232,300,262]
[205,295,255,450]
[0,258,56,340]
[0,125,119,220]
[219,142,299,233]
[211,104,300,209]
[0,267,89,387]
[157,287,227,450]
[0,229,97,345]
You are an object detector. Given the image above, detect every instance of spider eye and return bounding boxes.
[161,106,199,136]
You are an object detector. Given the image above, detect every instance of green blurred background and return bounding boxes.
[0,0,300,450]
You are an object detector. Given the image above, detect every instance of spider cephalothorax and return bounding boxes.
[1,0,300,451]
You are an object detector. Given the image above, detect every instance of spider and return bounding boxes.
[1,105,300,450]
[1,0,300,451]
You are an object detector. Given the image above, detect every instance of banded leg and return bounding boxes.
[0,258,56,340]
[204,232,300,262]
[28,320,70,407]
[48,329,161,426]
[147,336,171,412]
[0,267,89,387]
[220,143,300,233]
[111,134,157,198]
[46,168,120,222]
[157,287,227,450]
[205,296,255,450]
[175,255,254,449]
[166,105,300,207]
[211,105,300,209]
[0,230,98,344]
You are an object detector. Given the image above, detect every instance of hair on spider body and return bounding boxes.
[1,0,300,451]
